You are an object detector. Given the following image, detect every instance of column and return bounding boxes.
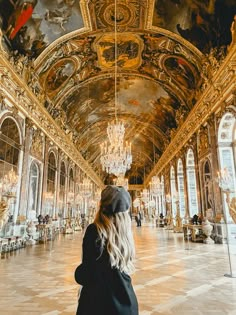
[40,137,50,216]
[18,118,32,220]
[208,115,222,220]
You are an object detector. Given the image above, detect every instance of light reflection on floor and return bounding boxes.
[0,223,236,315]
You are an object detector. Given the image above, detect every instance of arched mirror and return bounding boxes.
[28,162,40,217]
[59,161,66,218]
[46,151,56,216]
[0,118,21,219]
[186,149,199,217]
[170,166,176,217]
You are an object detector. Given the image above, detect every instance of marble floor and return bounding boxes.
[1,224,236,315]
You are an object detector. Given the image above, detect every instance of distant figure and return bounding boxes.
[37,214,43,224]
[74,185,138,315]
[135,211,142,227]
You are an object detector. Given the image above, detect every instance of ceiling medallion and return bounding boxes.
[102,3,135,27]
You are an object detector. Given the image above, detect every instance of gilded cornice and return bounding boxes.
[129,185,144,191]
[144,46,236,186]
[0,54,104,188]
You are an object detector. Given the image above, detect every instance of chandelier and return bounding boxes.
[0,168,18,197]
[100,0,132,177]
[141,189,149,203]
[79,178,93,198]
[150,176,162,197]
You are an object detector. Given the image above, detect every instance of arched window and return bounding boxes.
[58,161,66,218]
[170,166,176,217]
[217,112,236,222]
[28,162,40,216]
[46,152,56,216]
[177,159,186,218]
[186,149,199,217]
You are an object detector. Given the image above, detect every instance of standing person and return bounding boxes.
[74,185,139,315]
[137,210,142,227]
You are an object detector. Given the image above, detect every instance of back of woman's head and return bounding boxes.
[94,185,135,274]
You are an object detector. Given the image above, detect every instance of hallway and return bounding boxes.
[0,225,236,315]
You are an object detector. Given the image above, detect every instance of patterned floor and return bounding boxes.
[0,223,236,315]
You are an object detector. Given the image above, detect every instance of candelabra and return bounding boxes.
[173,192,183,233]
[149,176,163,223]
[217,167,236,278]
[79,178,93,215]
[165,194,174,229]
[79,178,92,198]
[217,168,235,223]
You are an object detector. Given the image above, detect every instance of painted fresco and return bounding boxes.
[44,58,76,93]
[96,34,143,69]
[153,0,236,53]
[0,0,84,57]
[164,56,196,90]
[59,76,179,136]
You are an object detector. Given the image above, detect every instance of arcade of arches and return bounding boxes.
[0,1,236,314]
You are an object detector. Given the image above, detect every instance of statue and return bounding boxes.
[0,200,9,231]
[229,197,236,224]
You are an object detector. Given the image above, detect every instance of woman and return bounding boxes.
[75,185,138,315]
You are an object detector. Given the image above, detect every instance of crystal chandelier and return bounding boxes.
[79,178,93,198]
[0,168,18,197]
[150,176,162,197]
[141,189,149,203]
[100,0,132,177]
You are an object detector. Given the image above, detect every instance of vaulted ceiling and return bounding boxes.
[0,0,235,184]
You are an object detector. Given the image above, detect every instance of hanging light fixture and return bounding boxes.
[100,0,132,177]
[79,177,93,198]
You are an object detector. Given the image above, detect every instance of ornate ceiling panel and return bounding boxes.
[0,0,235,183]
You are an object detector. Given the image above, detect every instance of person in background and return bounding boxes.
[137,210,142,227]
[74,185,139,315]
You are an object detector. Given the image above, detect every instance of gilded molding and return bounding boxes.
[0,55,104,188]
[144,46,236,186]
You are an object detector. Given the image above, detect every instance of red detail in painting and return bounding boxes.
[9,4,33,40]
[128,99,140,106]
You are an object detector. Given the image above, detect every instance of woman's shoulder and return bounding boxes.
[84,223,98,238]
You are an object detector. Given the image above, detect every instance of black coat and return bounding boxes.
[75,223,139,315]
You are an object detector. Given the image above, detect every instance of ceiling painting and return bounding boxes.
[44,58,76,94]
[0,0,84,57]
[163,56,196,90]
[96,33,143,69]
[1,0,231,183]
[46,75,179,179]
[152,0,236,53]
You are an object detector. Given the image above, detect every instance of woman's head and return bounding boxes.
[94,185,135,274]
[100,185,131,215]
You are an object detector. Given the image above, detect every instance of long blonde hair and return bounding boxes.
[94,209,135,274]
